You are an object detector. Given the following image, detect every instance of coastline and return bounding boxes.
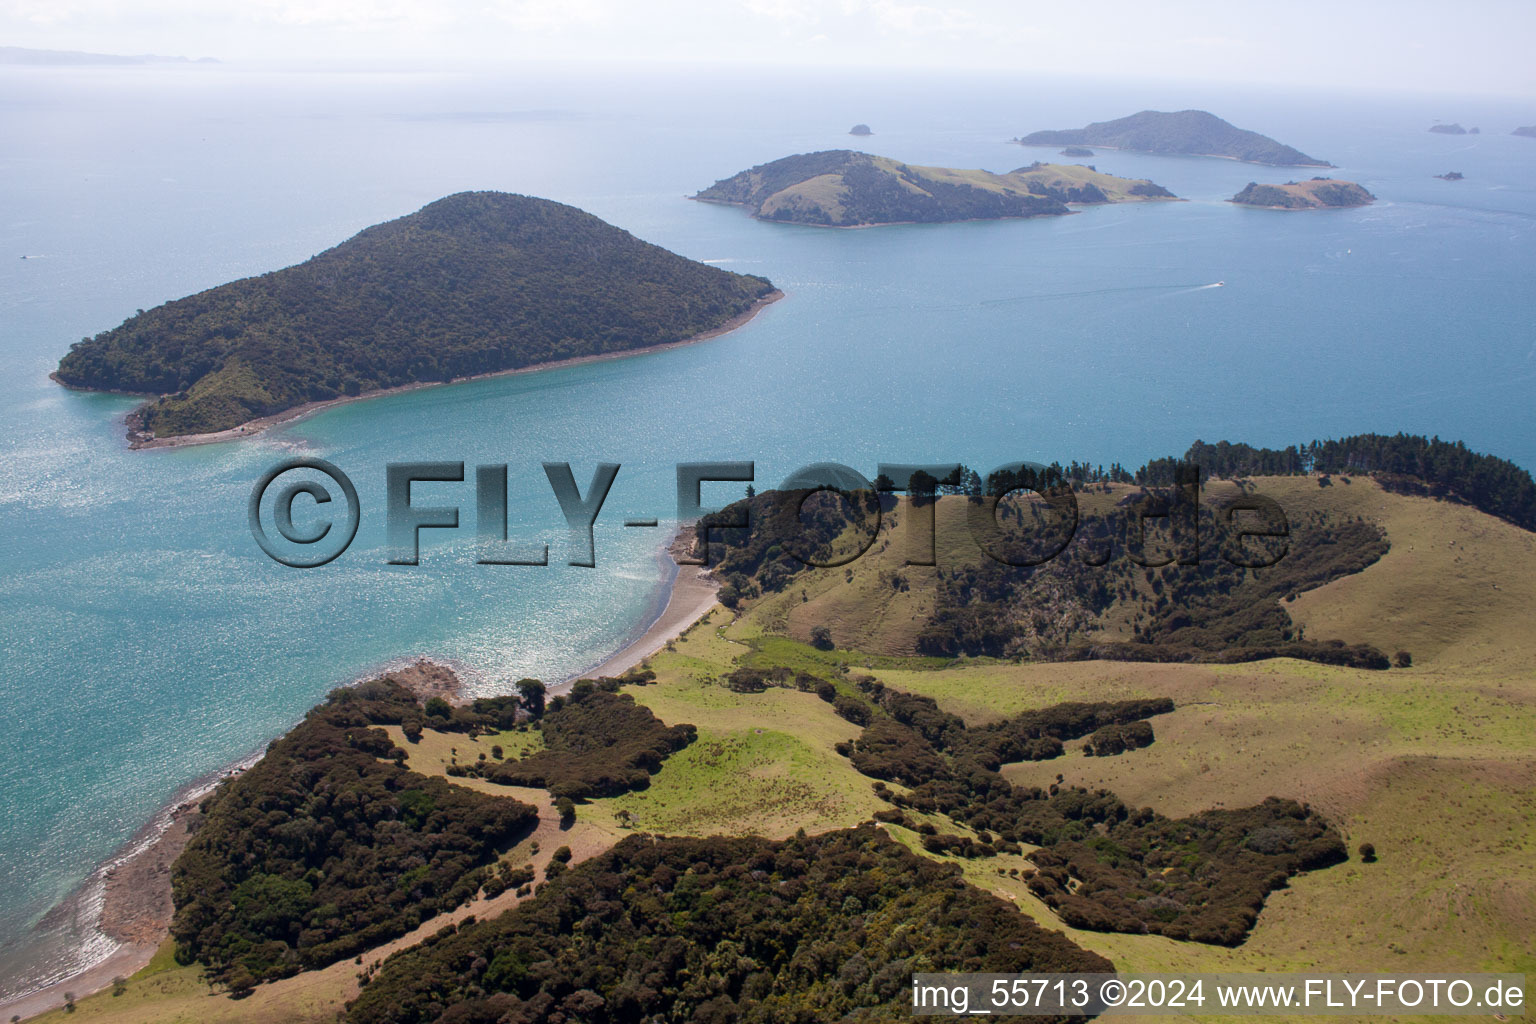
[0,534,718,1019]
[55,289,782,452]
[0,753,259,1022]
[560,526,719,685]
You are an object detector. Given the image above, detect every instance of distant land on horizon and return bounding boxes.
[53,192,777,441]
[1229,178,1375,210]
[694,150,1177,227]
[0,45,218,65]
[1015,110,1331,167]
[1515,126,1536,138]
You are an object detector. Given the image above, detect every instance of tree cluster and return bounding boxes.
[1180,435,1536,532]
[457,680,695,799]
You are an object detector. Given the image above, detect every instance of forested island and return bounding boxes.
[1229,178,1375,209]
[694,150,1176,227]
[52,192,777,441]
[1014,109,1331,166]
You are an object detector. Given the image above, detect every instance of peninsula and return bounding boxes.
[694,150,1176,227]
[53,192,778,442]
[0,45,217,64]
[1229,178,1375,210]
[12,433,1536,1021]
[1014,109,1331,166]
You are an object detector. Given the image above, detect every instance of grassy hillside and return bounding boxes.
[694,150,1176,226]
[1016,109,1331,166]
[54,192,777,438]
[723,484,1392,668]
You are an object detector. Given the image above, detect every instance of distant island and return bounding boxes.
[1514,126,1536,139]
[54,192,778,443]
[693,150,1177,227]
[1429,123,1476,135]
[1013,109,1331,167]
[1229,178,1375,210]
[848,124,873,136]
[1060,146,1095,157]
[1436,171,1465,181]
[0,45,217,65]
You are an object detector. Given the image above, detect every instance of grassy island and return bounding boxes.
[694,150,1176,227]
[1230,178,1375,209]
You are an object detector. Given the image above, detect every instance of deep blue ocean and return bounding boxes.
[1,62,1533,996]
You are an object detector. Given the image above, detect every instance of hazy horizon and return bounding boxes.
[3,0,1534,98]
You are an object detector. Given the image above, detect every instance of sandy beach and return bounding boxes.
[77,289,782,451]
[563,527,719,684]
[0,533,718,1019]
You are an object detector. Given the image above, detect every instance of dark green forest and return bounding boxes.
[345,825,1112,1024]
[171,677,539,990]
[54,192,776,436]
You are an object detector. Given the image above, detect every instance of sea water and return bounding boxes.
[1,62,1533,996]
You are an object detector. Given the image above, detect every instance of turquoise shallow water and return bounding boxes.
[1,64,1533,995]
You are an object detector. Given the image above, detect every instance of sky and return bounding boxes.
[2,0,1534,96]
